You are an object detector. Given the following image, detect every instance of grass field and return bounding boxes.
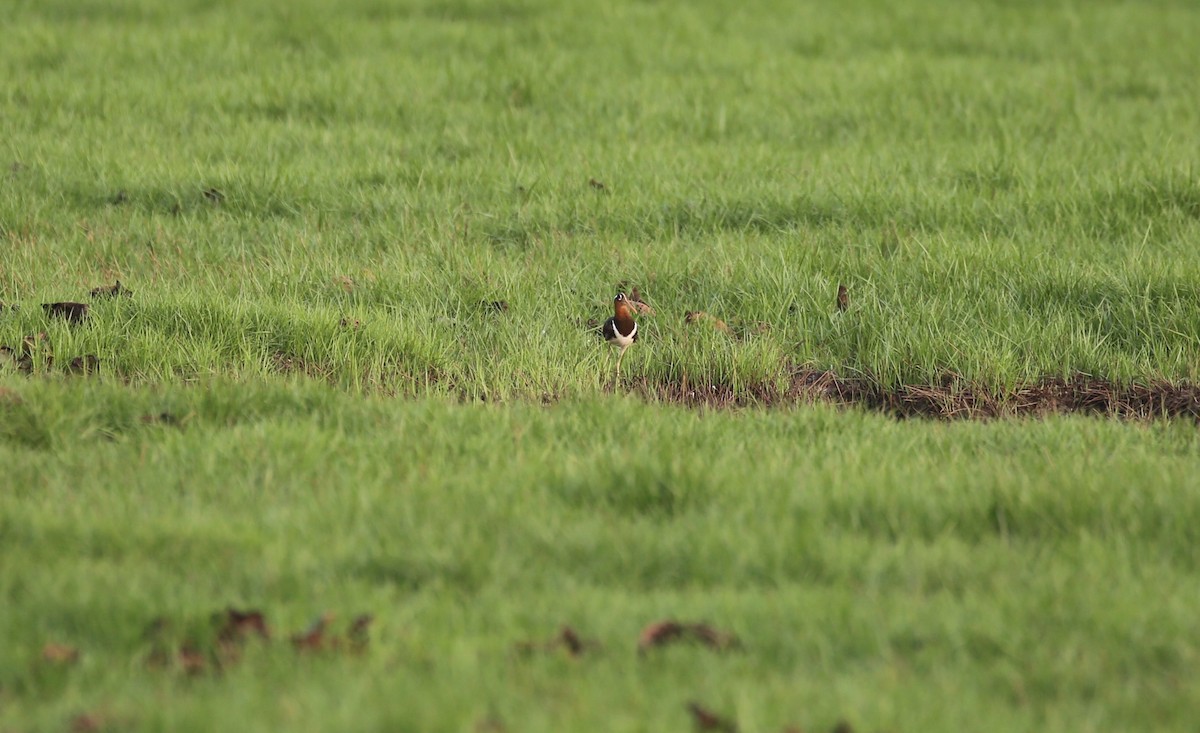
[4,0,1200,730]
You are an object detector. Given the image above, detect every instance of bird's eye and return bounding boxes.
[615,293,625,302]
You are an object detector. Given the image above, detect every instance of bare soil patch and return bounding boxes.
[645,368,1200,420]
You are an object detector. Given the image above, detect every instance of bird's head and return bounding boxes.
[613,292,635,320]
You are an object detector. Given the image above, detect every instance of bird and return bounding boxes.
[602,292,638,385]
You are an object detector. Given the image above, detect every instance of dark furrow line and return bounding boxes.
[642,369,1200,421]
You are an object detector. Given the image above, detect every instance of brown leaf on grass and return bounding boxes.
[347,614,373,643]
[90,280,132,299]
[177,644,208,675]
[588,178,606,191]
[334,275,355,292]
[836,284,849,312]
[339,613,374,653]
[66,355,100,375]
[141,617,211,676]
[69,712,105,733]
[215,608,271,644]
[683,311,731,334]
[475,717,508,733]
[515,624,598,657]
[557,625,587,657]
[291,612,335,651]
[638,620,739,653]
[638,620,687,652]
[686,702,738,733]
[41,642,80,665]
[43,302,89,325]
[213,608,270,666]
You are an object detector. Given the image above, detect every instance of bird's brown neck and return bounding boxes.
[613,304,636,334]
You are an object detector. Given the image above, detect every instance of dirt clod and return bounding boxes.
[215,608,271,644]
[43,302,89,324]
[66,355,100,375]
[644,367,1200,422]
[638,620,739,653]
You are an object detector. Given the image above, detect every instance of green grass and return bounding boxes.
[4,0,1200,730]
[4,0,1200,391]
[4,381,1200,732]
